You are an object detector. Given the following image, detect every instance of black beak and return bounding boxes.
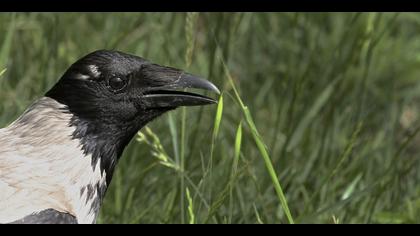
[142,64,220,108]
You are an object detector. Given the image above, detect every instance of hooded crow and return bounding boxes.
[0,50,219,224]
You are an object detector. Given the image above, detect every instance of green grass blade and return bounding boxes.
[0,14,15,70]
[242,107,294,224]
[301,122,363,217]
[179,12,199,224]
[0,68,6,78]
[229,120,242,223]
[253,204,264,224]
[287,79,338,151]
[206,93,224,222]
[179,103,187,224]
[218,52,294,224]
[341,174,363,200]
[114,169,123,215]
[167,113,180,165]
[185,12,198,67]
[186,187,195,224]
[329,122,363,181]
[234,121,243,169]
[213,93,224,139]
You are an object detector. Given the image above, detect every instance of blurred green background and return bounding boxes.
[1,12,420,224]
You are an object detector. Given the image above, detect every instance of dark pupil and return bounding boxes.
[109,77,125,90]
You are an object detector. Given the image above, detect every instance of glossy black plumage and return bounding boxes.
[9,209,78,224]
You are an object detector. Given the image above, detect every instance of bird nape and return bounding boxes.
[0,50,219,224]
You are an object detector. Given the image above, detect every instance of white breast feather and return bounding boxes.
[0,97,107,224]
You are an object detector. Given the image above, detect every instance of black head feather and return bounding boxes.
[45,50,218,185]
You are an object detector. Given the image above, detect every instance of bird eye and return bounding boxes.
[108,77,127,92]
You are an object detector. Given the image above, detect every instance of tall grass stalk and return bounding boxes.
[229,121,242,223]
[186,187,196,224]
[218,50,294,224]
[179,12,199,224]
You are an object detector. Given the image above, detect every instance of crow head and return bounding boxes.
[45,50,219,182]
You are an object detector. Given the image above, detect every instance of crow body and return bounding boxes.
[0,50,219,224]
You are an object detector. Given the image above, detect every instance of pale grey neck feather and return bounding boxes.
[0,97,107,224]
